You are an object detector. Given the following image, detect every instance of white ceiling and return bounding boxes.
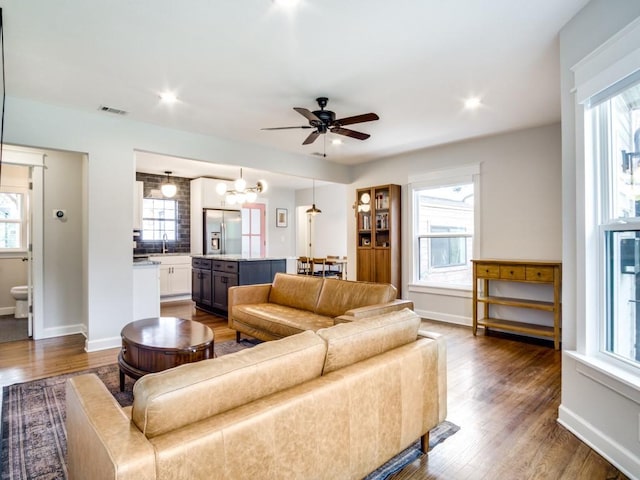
[4,0,589,179]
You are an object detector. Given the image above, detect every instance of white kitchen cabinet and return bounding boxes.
[133,262,160,320]
[133,180,143,230]
[149,255,192,299]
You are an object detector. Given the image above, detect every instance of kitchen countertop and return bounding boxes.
[132,259,160,266]
[192,255,287,261]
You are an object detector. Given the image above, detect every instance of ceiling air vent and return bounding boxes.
[98,105,128,115]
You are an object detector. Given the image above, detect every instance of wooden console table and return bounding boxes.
[472,259,562,350]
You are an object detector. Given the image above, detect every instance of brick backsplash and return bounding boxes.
[134,172,191,254]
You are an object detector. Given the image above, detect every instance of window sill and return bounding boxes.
[566,350,640,405]
[407,283,472,298]
[0,250,28,259]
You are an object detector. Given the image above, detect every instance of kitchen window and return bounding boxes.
[0,192,26,250]
[141,198,177,241]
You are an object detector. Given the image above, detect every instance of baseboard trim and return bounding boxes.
[558,405,640,480]
[85,335,121,353]
[0,306,15,316]
[413,308,471,327]
[40,324,84,339]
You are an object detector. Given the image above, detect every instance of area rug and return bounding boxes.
[1,339,458,479]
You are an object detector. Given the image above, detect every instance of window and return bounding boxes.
[0,192,26,250]
[141,198,177,241]
[587,75,640,367]
[413,180,475,287]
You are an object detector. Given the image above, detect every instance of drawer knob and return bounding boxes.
[510,270,514,275]
[537,272,541,276]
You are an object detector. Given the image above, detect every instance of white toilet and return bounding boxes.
[10,285,29,319]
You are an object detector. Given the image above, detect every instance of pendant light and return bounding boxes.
[161,171,177,198]
[216,168,268,205]
[306,179,322,216]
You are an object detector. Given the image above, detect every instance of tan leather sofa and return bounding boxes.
[66,308,447,480]
[228,272,413,342]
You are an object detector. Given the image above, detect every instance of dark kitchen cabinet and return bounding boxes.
[191,258,212,307]
[192,257,286,314]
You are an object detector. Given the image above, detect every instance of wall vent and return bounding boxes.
[98,105,128,115]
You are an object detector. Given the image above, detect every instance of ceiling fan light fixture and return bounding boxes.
[161,171,177,198]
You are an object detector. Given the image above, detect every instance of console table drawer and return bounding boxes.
[525,266,554,282]
[499,265,525,280]
[475,263,499,278]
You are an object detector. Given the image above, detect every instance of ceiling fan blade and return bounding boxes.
[302,131,320,145]
[261,126,313,130]
[334,112,379,126]
[294,107,322,123]
[331,127,371,141]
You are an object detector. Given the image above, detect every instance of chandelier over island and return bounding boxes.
[216,168,268,205]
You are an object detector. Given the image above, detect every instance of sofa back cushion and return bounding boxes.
[131,330,326,438]
[268,272,324,312]
[316,308,421,374]
[315,278,397,318]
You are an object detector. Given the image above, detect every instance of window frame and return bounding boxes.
[141,197,178,242]
[0,190,28,252]
[408,164,480,291]
[572,17,640,383]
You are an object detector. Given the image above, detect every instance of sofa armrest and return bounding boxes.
[418,330,447,423]
[334,299,415,324]
[228,283,272,309]
[66,374,156,480]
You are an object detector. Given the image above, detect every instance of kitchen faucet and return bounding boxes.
[162,233,168,254]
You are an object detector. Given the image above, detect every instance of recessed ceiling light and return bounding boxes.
[159,91,178,103]
[331,139,343,145]
[272,0,301,8]
[464,97,482,110]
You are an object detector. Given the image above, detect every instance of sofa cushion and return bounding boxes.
[131,330,326,438]
[232,303,335,338]
[316,308,421,374]
[314,278,397,318]
[268,273,324,312]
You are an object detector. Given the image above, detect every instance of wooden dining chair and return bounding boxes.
[326,255,342,278]
[312,258,327,277]
[297,256,312,275]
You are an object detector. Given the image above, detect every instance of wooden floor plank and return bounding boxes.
[0,301,629,479]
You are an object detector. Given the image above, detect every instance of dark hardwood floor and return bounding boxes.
[0,301,628,479]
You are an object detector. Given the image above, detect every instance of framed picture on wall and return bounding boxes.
[276,208,288,228]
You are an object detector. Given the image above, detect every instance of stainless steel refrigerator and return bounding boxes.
[203,209,242,255]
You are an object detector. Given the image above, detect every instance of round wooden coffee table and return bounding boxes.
[118,316,214,391]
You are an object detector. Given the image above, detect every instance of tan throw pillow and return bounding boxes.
[316,308,420,374]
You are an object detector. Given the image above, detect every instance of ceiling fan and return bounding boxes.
[261,97,379,145]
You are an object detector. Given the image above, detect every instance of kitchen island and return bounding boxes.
[191,255,286,314]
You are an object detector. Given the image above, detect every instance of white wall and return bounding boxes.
[42,150,84,337]
[559,2,640,478]
[295,183,349,258]
[349,124,562,325]
[5,96,351,351]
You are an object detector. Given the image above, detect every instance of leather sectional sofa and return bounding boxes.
[66,308,447,480]
[228,272,414,342]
